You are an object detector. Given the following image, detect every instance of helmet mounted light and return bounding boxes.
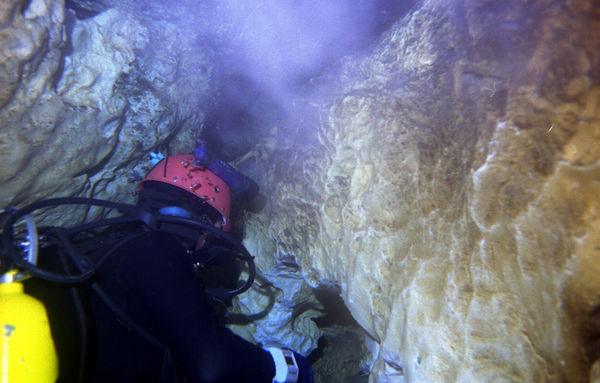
[140,154,232,231]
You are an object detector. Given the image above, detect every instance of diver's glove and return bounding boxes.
[265,347,313,383]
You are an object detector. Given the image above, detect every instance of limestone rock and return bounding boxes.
[229,263,323,356]
[244,0,600,381]
[0,0,216,224]
[0,0,69,206]
[0,0,142,212]
[2,0,600,381]
[311,326,368,383]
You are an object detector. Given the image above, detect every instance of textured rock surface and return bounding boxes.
[0,0,214,222]
[2,0,600,382]
[242,0,600,381]
[228,264,323,355]
[0,0,326,362]
[0,0,326,361]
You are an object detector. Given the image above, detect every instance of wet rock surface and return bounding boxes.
[0,0,214,221]
[244,0,600,381]
[311,326,369,383]
[1,0,600,382]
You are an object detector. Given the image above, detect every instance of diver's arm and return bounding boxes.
[115,231,276,382]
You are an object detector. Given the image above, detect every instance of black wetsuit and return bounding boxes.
[28,230,275,383]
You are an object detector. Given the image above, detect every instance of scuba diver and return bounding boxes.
[0,144,313,383]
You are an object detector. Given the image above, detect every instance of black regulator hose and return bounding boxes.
[1,198,136,284]
[50,227,165,351]
[153,215,256,298]
[0,197,258,354]
[1,197,256,296]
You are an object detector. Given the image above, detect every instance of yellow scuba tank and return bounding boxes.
[0,271,58,383]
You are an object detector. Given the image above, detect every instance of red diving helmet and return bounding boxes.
[140,154,232,231]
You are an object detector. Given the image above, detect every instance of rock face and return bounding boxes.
[0,0,213,221]
[243,0,600,381]
[2,0,600,382]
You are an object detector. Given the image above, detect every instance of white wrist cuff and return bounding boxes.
[265,347,299,383]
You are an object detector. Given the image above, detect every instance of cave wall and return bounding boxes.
[1,0,600,382]
[242,0,600,381]
[0,0,327,364]
[0,0,212,220]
